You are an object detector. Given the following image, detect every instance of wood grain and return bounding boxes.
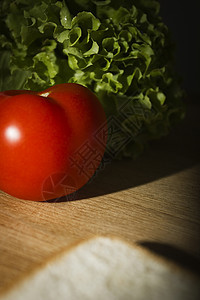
[0,101,200,292]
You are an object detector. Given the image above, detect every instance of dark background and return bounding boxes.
[159,0,199,95]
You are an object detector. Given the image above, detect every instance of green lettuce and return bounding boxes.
[0,0,185,158]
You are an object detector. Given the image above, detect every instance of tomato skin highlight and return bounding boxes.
[0,94,71,201]
[0,84,107,201]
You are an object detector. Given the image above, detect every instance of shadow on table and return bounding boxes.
[137,241,200,276]
[49,102,200,202]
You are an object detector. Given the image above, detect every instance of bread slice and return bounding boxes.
[0,236,199,300]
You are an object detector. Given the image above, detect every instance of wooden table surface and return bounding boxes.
[0,99,200,292]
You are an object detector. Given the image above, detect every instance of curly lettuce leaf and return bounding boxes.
[0,0,185,159]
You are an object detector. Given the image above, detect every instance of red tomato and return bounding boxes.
[0,84,107,201]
